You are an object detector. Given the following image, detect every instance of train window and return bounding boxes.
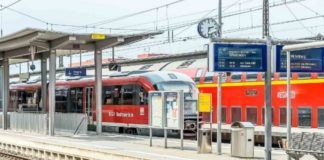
[177,60,195,69]
[222,108,226,123]
[246,107,257,124]
[55,89,68,112]
[298,108,311,127]
[69,88,83,113]
[297,73,311,79]
[121,85,136,105]
[138,86,148,105]
[279,107,292,126]
[231,107,241,123]
[231,73,242,82]
[318,108,324,128]
[262,108,274,124]
[246,73,258,81]
[139,64,153,70]
[195,69,203,83]
[103,86,114,105]
[261,73,275,80]
[318,73,324,78]
[279,73,292,80]
[168,73,178,79]
[204,72,214,83]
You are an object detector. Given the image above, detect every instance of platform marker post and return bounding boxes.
[48,49,56,136]
[287,51,292,160]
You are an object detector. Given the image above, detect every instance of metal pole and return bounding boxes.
[287,51,292,160]
[217,0,222,155]
[80,50,82,67]
[112,47,115,62]
[181,128,184,150]
[2,59,8,130]
[164,129,167,148]
[264,37,272,160]
[263,0,272,159]
[149,127,152,147]
[41,54,48,113]
[95,47,102,135]
[48,49,56,136]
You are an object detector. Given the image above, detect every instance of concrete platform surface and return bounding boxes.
[0,130,307,160]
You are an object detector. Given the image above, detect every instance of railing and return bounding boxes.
[55,113,88,134]
[4,112,87,135]
[10,112,47,134]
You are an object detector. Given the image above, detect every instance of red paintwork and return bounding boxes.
[9,75,155,126]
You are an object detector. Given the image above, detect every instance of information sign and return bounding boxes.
[65,68,87,76]
[276,45,324,72]
[149,92,164,128]
[198,93,211,112]
[164,91,183,129]
[91,33,106,40]
[209,43,267,72]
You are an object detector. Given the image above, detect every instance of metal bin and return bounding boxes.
[231,121,254,158]
[197,129,212,153]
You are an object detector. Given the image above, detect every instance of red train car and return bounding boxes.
[9,71,199,134]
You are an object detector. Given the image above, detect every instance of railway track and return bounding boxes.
[0,151,29,160]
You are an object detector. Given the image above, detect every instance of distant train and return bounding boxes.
[9,71,198,135]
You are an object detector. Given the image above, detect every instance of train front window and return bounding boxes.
[156,81,198,99]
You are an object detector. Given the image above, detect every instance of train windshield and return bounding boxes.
[156,81,198,115]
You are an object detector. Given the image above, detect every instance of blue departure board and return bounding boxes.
[276,45,324,72]
[212,43,267,72]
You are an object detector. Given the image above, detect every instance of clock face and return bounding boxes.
[197,18,219,39]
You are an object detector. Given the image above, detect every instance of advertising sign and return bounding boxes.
[276,45,324,72]
[149,91,164,128]
[198,93,211,112]
[209,43,267,72]
[164,91,183,129]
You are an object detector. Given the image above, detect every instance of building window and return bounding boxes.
[222,108,227,123]
[246,107,257,124]
[231,107,241,123]
[298,108,312,127]
[318,108,324,128]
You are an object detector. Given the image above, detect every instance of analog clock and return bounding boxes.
[197,18,220,39]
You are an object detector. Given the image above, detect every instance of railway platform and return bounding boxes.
[0,130,291,160]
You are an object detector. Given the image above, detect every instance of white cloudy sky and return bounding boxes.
[3,0,324,73]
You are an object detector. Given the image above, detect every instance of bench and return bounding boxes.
[286,132,324,160]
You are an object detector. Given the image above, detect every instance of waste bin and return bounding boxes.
[231,122,254,158]
[197,129,212,153]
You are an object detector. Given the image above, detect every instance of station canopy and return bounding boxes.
[0,28,162,65]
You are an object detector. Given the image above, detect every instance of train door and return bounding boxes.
[85,87,93,123]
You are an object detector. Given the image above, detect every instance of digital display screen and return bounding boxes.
[213,43,267,72]
[276,46,324,72]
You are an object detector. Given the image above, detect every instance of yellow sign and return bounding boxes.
[91,33,106,40]
[198,93,212,112]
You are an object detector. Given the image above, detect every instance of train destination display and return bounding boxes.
[276,46,324,72]
[210,43,267,72]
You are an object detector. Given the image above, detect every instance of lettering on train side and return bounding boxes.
[108,111,134,118]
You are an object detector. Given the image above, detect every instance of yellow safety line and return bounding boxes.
[197,79,324,88]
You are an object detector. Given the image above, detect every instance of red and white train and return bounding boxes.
[9,71,198,134]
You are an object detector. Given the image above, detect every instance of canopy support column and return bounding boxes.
[95,46,102,135]
[41,54,48,113]
[48,49,56,136]
[2,58,9,130]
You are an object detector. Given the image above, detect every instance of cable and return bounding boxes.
[285,3,315,36]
